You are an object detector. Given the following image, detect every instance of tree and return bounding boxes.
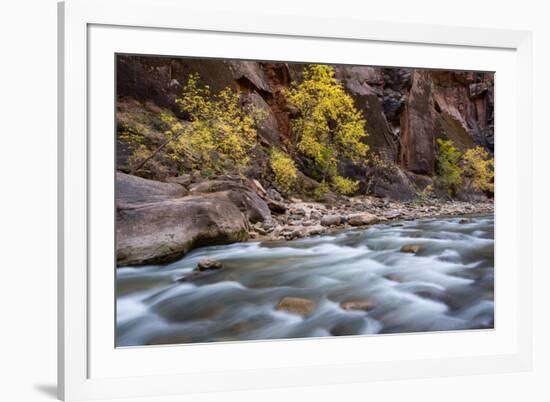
[435,138,462,197]
[134,73,264,175]
[462,146,494,193]
[270,148,298,193]
[284,64,369,181]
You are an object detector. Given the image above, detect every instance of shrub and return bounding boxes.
[313,180,331,201]
[270,148,298,192]
[462,146,494,193]
[332,175,360,195]
[284,64,369,180]
[435,138,462,197]
[162,73,264,173]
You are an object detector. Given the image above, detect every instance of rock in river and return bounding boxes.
[196,258,223,271]
[275,297,316,316]
[340,299,376,312]
[400,244,421,253]
[347,212,379,226]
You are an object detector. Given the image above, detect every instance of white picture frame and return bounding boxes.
[58,0,533,400]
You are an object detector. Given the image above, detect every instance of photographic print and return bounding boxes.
[115,55,494,347]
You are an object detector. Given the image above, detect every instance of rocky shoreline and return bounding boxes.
[249,196,494,242]
[116,171,493,267]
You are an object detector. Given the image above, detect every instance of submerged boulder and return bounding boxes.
[400,244,421,254]
[275,297,316,317]
[196,258,224,271]
[340,299,376,312]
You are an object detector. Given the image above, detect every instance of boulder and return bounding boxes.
[116,172,187,206]
[366,164,417,201]
[116,194,249,266]
[222,190,271,223]
[166,174,193,187]
[275,297,316,316]
[267,188,283,202]
[347,213,379,226]
[340,299,376,312]
[196,258,223,271]
[189,179,250,194]
[189,179,272,223]
[400,244,421,254]
[321,215,342,227]
[266,199,287,214]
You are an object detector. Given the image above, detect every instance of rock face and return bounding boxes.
[334,66,397,160]
[399,71,437,175]
[117,55,493,202]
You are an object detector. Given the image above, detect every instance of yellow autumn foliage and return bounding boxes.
[332,175,360,195]
[270,148,298,192]
[163,73,264,172]
[436,139,462,197]
[284,65,369,179]
[462,146,494,193]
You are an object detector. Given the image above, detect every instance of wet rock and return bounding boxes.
[196,258,223,271]
[400,244,421,253]
[383,273,403,282]
[340,299,376,312]
[347,212,379,226]
[275,297,316,316]
[321,215,342,227]
[459,218,471,224]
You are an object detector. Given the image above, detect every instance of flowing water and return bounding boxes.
[116,214,494,346]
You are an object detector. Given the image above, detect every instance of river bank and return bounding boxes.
[116,171,493,266]
[249,196,494,242]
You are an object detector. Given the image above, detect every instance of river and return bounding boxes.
[116,214,494,346]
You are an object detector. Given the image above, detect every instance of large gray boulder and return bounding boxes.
[189,179,272,223]
[117,194,248,266]
[115,173,276,266]
[116,172,187,206]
